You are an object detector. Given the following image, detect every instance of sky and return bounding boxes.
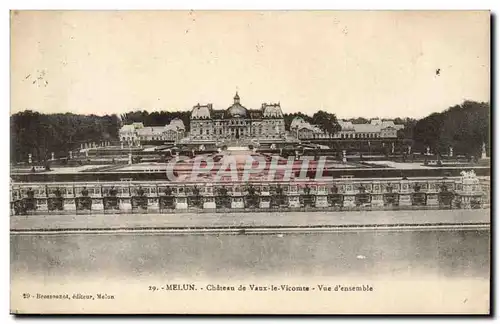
[10,10,490,119]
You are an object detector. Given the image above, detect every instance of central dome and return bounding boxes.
[226,104,248,118]
[225,92,248,118]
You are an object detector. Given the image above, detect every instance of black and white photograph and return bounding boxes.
[9,10,491,314]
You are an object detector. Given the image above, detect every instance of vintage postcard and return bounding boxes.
[10,10,490,314]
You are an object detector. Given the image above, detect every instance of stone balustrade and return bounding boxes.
[10,173,490,215]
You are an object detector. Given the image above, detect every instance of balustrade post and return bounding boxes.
[426,182,439,207]
[231,185,245,209]
[315,185,329,208]
[63,198,76,211]
[203,185,216,209]
[36,197,48,212]
[342,182,356,208]
[175,197,188,210]
[148,197,159,212]
[458,170,483,209]
[287,185,300,208]
[119,197,132,212]
[203,197,216,209]
[175,187,188,210]
[91,197,104,211]
[399,179,412,206]
[259,185,270,209]
[370,181,384,207]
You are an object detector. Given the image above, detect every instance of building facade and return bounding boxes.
[119,118,185,145]
[291,117,404,140]
[187,93,286,143]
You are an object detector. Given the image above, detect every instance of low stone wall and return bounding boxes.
[10,174,489,216]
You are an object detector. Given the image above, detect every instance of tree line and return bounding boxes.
[412,100,489,157]
[10,111,120,163]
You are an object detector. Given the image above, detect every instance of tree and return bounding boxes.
[413,112,445,153]
[397,118,417,139]
[349,117,370,124]
[311,110,341,136]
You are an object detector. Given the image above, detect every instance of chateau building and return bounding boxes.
[187,92,286,143]
[119,118,185,145]
[119,93,403,146]
[336,119,404,139]
[291,117,404,140]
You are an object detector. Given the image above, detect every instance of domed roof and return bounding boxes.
[226,104,248,118]
[290,116,305,129]
[225,92,248,118]
[165,118,185,131]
